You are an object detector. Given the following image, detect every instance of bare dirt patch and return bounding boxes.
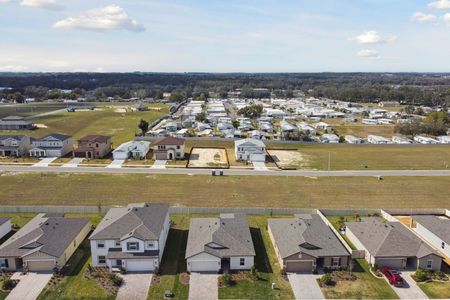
[267,149,308,169]
[188,147,229,168]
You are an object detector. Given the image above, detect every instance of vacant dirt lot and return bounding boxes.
[267,150,307,169]
[188,148,229,168]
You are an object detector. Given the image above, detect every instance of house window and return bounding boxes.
[240,258,245,266]
[442,242,445,249]
[98,256,106,264]
[176,146,180,149]
[115,240,121,247]
[127,242,139,251]
[116,259,122,266]
[97,241,105,249]
[332,257,340,267]
[426,260,433,269]
[148,242,154,248]
[0,259,8,268]
[73,240,76,247]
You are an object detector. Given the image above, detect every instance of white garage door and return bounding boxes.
[188,260,219,272]
[26,260,55,271]
[250,153,266,162]
[126,260,154,271]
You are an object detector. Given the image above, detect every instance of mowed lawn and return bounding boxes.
[0,173,449,208]
[0,104,168,146]
[418,281,450,299]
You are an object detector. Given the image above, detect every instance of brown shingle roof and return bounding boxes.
[153,137,185,146]
[78,135,111,144]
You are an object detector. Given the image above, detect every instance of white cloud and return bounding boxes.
[357,49,380,59]
[443,13,450,25]
[53,5,145,32]
[0,65,28,71]
[20,0,63,11]
[349,31,397,45]
[429,0,450,9]
[411,12,438,22]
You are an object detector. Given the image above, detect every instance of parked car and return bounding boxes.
[381,267,403,287]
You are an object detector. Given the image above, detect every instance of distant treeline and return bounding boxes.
[1,72,450,106]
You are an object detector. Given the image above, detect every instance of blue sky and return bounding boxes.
[1,0,450,72]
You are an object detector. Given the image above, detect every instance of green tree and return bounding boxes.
[237,104,263,118]
[138,119,149,136]
[195,112,207,122]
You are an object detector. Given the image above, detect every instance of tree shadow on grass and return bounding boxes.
[250,227,272,274]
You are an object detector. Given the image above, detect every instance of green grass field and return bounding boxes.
[418,281,450,299]
[0,103,168,146]
[0,173,449,208]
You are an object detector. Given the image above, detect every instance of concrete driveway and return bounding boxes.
[385,271,429,299]
[32,157,57,167]
[151,160,167,169]
[116,273,153,300]
[106,159,125,168]
[288,273,324,300]
[6,272,52,300]
[253,161,268,171]
[189,273,218,300]
[61,157,84,168]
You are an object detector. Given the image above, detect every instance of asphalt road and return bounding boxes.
[1,165,450,177]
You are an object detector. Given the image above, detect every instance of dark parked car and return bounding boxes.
[381,267,404,287]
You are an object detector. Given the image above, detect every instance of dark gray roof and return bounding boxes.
[185,214,255,259]
[0,135,27,141]
[106,248,159,259]
[89,203,169,241]
[0,214,89,258]
[412,215,450,245]
[346,217,439,258]
[268,214,350,259]
[36,134,71,141]
[0,217,10,226]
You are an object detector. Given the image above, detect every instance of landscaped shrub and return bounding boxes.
[280,268,287,276]
[219,272,233,287]
[413,268,429,282]
[430,271,449,281]
[154,267,161,275]
[108,273,123,287]
[320,273,333,286]
[249,266,259,281]
[2,278,16,290]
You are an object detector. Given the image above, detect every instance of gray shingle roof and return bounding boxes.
[37,133,71,141]
[346,217,439,258]
[234,138,265,148]
[0,217,10,226]
[268,214,350,259]
[89,203,169,241]
[412,215,450,245]
[0,135,27,141]
[185,214,255,259]
[0,214,89,258]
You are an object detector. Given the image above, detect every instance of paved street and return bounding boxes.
[189,273,218,300]
[288,273,324,300]
[116,273,153,300]
[1,164,450,177]
[6,272,52,300]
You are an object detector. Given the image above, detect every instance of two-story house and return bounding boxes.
[152,137,185,160]
[234,138,266,162]
[29,134,73,157]
[0,135,31,157]
[73,135,112,159]
[89,203,170,272]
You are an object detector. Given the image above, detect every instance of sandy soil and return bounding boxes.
[267,149,306,169]
[188,148,228,168]
[34,123,48,128]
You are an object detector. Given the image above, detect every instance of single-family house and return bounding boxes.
[0,218,11,241]
[345,217,442,270]
[411,215,450,259]
[0,116,34,130]
[362,118,379,125]
[379,101,400,107]
[234,138,266,162]
[437,136,450,144]
[268,214,350,273]
[185,214,255,273]
[73,135,112,159]
[153,137,185,160]
[313,122,332,132]
[112,141,151,160]
[367,135,391,144]
[414,135,439,144]
[89,203,170,272]
[321,134,339,144]
[29,134,73,157]
[392,135,412,144]
[0,135,31,157]
[0,214,91,271]
[345,135,363,144]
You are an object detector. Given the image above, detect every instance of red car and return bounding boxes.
[381,267,404,287]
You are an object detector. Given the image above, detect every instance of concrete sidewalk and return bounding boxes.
[116,273,153,300]
[6,272,52,300]
[288,273,324,299]
[32,157,57,167]
[189,273,218,300]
